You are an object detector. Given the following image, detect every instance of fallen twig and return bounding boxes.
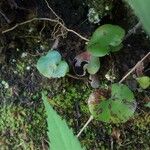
[1,17,89,41]
[77,115,93,137]
[44,0,89,41]
[1,17,57,34]
[0,9,11,23]
[119,52,150,83]
[44,0,64,23]
[1,0,89,41]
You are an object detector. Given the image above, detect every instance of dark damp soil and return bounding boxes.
[0,0,150,150]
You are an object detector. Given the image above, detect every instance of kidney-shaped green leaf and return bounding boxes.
[37,50,69,78]
[88,83,136,123]
[87,24,125,57]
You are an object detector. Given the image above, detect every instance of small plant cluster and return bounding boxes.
[38,23,138,150]
[37,24,136,124]
[37,24,125,77]
[37,4,150,147]
[74,24,125,75]
[37,24,138,130]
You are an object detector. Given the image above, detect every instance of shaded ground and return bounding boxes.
[0,0,150,150]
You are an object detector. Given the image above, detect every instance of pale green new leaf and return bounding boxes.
[136,76,150,89]
[42,94,85,150]
[52,61,69,78]
[37,50,69,78]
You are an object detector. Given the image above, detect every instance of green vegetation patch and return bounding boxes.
[48,82,91,116]
[0,103,47,150]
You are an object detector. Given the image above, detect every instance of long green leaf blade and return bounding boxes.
[126,0,150,35]
[42,94,85,150]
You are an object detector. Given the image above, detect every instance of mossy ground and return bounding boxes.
[0,0,150,149]
[0,103,47,150]
[0,59,150,149]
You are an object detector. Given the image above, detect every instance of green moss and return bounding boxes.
[0,103,47,150]
[1,78,150,149]
[49,82,91,115]
[16,61,26,75]
[133,113,150,130]
[0,81,13,101]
